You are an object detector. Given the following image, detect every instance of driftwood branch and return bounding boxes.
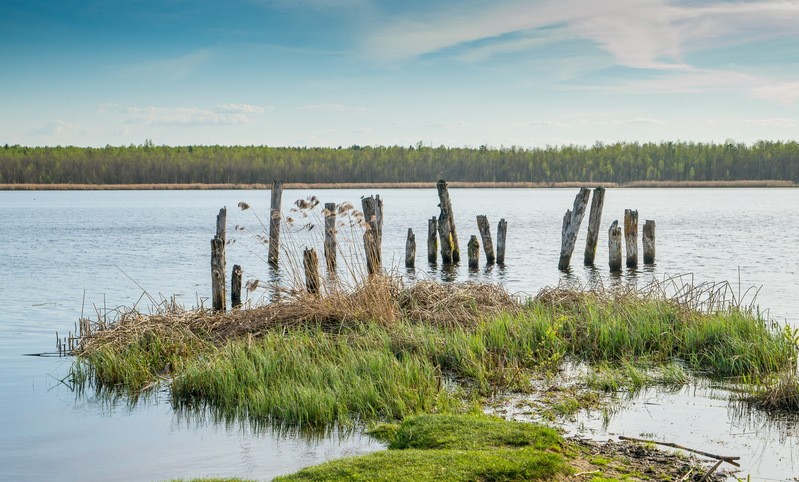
[618,435,740,467]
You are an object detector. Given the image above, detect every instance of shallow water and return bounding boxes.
[0,188,797,480]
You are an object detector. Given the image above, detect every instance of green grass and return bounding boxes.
[72,290,797,427]
[275,414,569,481]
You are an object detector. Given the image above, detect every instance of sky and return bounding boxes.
[2,0,799,148]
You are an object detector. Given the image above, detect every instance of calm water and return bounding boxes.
[0,188,797,480]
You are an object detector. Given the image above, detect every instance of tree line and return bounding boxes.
[1,140,797,184]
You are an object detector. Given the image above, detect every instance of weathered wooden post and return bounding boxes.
[231,264,242,308]
[361,195,383,273]
[608,220,622,272]
[427,217,438,264]
[437,180,460,262]
[467,235,480,268]
[583,186,606,265]
[268,180,283,267]
[643,220,656,265]
[558,188,591,271]
[476,215,496,264]
[624,209,638,268]
[324,202,337,273]
[211,207,227,311]
[303,248,320,294]
[438,208,453,264]
[496,218,507,265]
[405,228,416,268]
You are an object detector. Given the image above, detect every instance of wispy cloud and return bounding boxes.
[116,49,213,82]
[296,103,368,112]
[739,117,798,127]
[367,0,799,70]
[29,120,81,137]
[125,105,265,125]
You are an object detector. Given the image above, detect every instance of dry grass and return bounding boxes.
[73,275,518,355]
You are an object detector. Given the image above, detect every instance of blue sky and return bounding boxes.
[2,0,798,148]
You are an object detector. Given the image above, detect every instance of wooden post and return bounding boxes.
[361,195,383,271]
[467,235,480,268]
[608,220,622,272]
[476,215,495,264]
[496,218,507,265]
[558,188,591,271]
[231,264,242,308]
[303,248,320,294]
[405,228,416,268]
[211,207,227,311]
[436,180,460,262]
[364,231,380,275]
[324,202,337,273]
[583,186,606,266]
[643,220,656,265]
[268,180,283,267]
[427,217,437,264]
[438,208,453,264]
[624,209,639,268]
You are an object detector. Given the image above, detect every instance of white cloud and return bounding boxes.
[367,0,799,71]
[29,120,81,137]
[739,117,798,127]
[296,103,368,112]
[624,117,666,125]
[212,104,268,114]
[125,106,254,125]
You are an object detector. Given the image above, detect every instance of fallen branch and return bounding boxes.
[618,435,740,468]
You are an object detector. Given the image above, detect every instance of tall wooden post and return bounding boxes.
[624,209,639,268]
[583,186,606,265]
[476,215,495,264]
[643,220,656,265]
[268,180,283,267]
[231,264,242,308]
[608,220,622,272]
[467,235,480,268]
[496,219,507,265]
[361,195,383,272]
[438,208,453,264]
[427,217,438,264]
[211,207,227,311]
[324,202,337,273]
[558,188,591,271]
[303,248,320,294]
[436,180,460,262]
[405,228,416,268]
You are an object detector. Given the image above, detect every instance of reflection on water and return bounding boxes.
[2,188,799,481]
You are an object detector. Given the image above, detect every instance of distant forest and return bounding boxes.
[1,140,798,184]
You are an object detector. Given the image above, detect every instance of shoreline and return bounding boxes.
[1,180,796,190]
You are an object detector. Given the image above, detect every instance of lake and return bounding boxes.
[1,188,797,480]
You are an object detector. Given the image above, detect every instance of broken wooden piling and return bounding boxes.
[467,235,480,268]
[406,228,416,268]
[438,208,453,264]
[558,188,591,271]
[643,220,656,265]
[583,186,606,265]
[427,217,438,264]
[362,195,383,275]
[268,180,283,267]
[624,209,639,268]
[231,264,242,308]
[476,215,495,264]
[303,248,320,294]
[496,218,507,265]
[608,220,622,272]
[437,180,460,262]
[211,207,227,311]
[324,202,337,273]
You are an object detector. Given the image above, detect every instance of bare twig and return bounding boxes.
[618,435,740,467]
